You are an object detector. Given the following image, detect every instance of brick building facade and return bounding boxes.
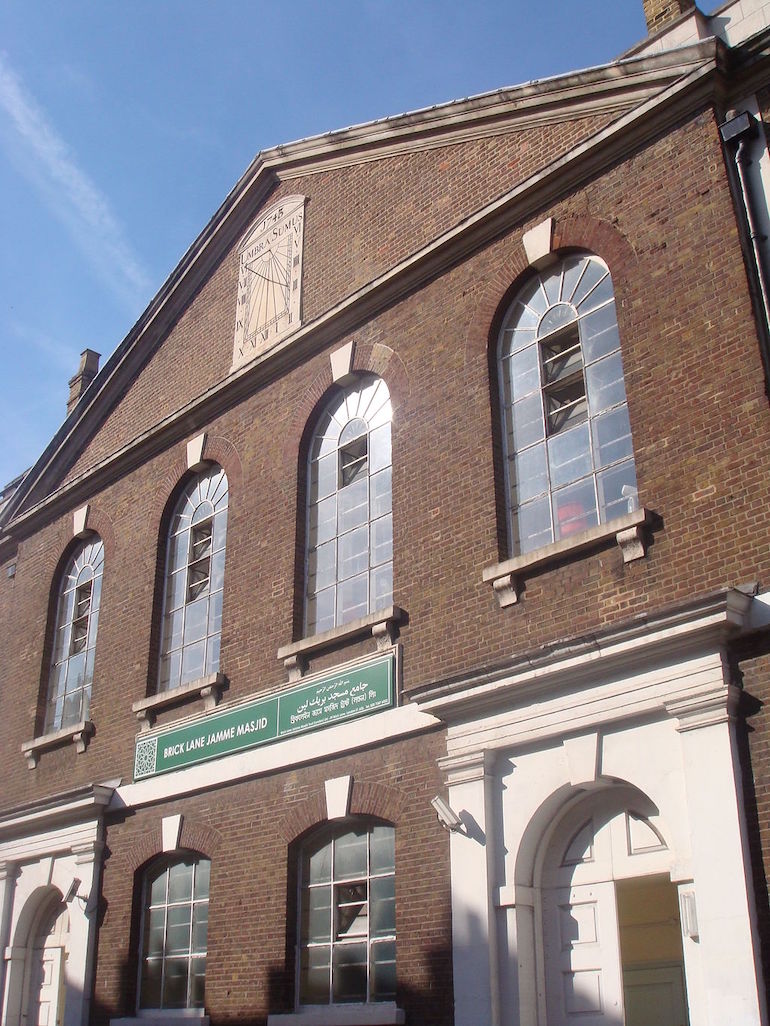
[2,2,770,1025]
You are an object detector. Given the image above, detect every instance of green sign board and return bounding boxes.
[134,652,395,780]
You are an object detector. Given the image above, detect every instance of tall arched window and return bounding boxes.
[498,253,638,555]
[158,465,228,692]
[45,536,104,732]
[305,376,393,635]
[139,855,209,1011]
[297,822,395,1007]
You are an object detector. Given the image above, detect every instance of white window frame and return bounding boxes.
[296,821,396,1009]
[157,466,228,693]
[498,252,638,556]
[137,855,210,1013]
[305,377,393,636]
[44,536,104,733]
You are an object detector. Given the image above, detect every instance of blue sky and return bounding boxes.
[0,0,667,488]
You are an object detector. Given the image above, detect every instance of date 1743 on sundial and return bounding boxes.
[232,195,306,369]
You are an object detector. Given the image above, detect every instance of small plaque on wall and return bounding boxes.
[231,194,306,370]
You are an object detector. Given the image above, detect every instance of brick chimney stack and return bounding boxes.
[643,0,696,33]
[67,348,100,415]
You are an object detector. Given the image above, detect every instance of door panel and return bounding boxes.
[623,966,688,1026]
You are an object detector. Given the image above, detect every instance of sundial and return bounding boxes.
[232,195,306,369]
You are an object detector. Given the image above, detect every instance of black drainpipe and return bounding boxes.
[719,109,770,398]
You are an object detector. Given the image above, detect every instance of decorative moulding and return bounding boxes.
[483,508,654,607]
[186,433,207,470]
[22,720,95,770]
[278,605,406,680]
[132,672,226,731]
[325,775,353,819]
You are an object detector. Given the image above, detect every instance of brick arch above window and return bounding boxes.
[277,778,407,845]
[39,504,116,586]
[122,819,224,877]
[470,212,638,356]
[148,433,242,529]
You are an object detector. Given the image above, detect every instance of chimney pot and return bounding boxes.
[67,348,101,416]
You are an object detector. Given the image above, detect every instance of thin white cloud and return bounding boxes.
[0,53,152,313]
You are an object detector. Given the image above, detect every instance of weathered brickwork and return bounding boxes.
[92,732,451,1026]
[62,111,616,485]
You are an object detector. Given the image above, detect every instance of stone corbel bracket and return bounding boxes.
[21,719,96,769]
[484,508,655,607]
[132,672,227,731]
[278,605,406,681]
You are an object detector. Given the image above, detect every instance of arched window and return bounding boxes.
[498,253,638,555]
[297,822,395,1006]
[44,536,104,732]
[158,465,228,692]
[139,855,209,1010]
[305,376,392,635]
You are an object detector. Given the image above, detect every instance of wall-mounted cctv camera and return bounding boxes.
[63,878,81,903]
[431,795,465,833]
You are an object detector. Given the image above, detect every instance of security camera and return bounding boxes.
[63,878,81,903]
[431,795,464,833]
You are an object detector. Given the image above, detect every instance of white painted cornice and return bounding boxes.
[412,589,752,724]
[3,41,731,536]
[0,783,115,839]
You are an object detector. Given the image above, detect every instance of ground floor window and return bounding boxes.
[139,855,209,1010]
[298,821,395,1005]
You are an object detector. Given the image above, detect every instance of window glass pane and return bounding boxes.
[211,509,228,552]
[168,862,194,904]
[300,946,331,1004]
[66,651,86,692]
[597,460,638,522]
[370,563,392,610]
[338,574,368,625]
[553,479,598,539]
[181,641,206,684]
[302,886,332,943]
[370,826,395,874]
[190,957,206,1008]
[334,830,368,879]
[207,589,223,636]
[163,609,184,653]
[370,940,396,1001]
[332,943,368,1002]
[145,908,166,956]
[210,548,226,592]
[205,633,221,676]
[336,882,368,937]
[194,859,210,900]
[369,424,391,474]
[370,468,392,518]
[183,597,208,646]
[308,541,336,594]
[162,958,188,1008]
[338,527,368,583]
[560,256,587,304]
[192,903,208,953]
[539,303,577,339]
[578,273,613,313]
[312,453,338,501]
[165,569,186,613]
[310,495,337,547]
[307,588,335,636]
[159,649,182,692]
[140,958,162,1008]
[166,905,192,954]
[510,393,544,451]
[306,840,332,884]
[580,303,620,363]
[548,422,591,488]
[337,477,368,534]
[571,258,607,308]
[541,268,562,306]
[370,875,395,937]
[509,345,540,400]
[516,496,553,554]
[512,442,548,504]
[371,515,392,568]
[149,868,167,907]
[592,405,634,468]
[585,351,627,414]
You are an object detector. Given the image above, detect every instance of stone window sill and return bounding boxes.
[22,719,95,769]
[132,672,226,731]
[483,508,654,607]
[277,605,406,680]
[267,1004,404,1025]
[111,1015,209,1026]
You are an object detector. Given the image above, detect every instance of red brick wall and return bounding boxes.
[92,731,452,1026]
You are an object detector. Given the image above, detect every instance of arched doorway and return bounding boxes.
[537,786,688,1026]
[18,890,69,1026]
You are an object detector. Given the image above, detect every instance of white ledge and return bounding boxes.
[483,508,654,607]
[132,672,226,731]
[111,1016,209,1026]
[278,606,406,680]
[21,720,95,769]
[267,1004,404,1025]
